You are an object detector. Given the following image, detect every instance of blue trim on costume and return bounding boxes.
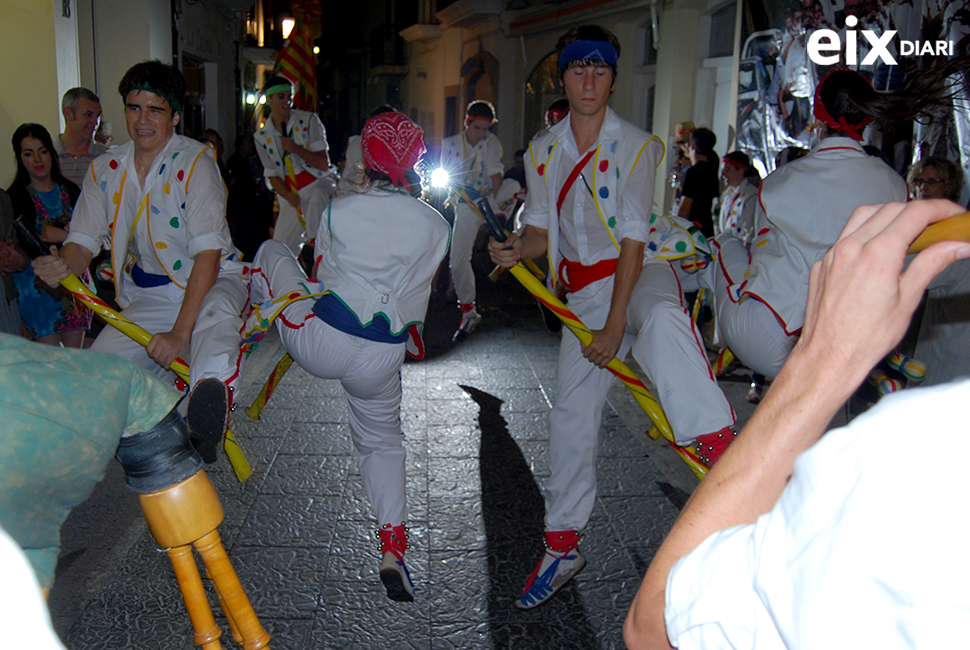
[312,294,409,344]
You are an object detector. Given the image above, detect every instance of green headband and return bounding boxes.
[262,83,293,98]
[127,81,182,115]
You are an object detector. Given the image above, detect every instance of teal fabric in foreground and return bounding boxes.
[0,333,181,588]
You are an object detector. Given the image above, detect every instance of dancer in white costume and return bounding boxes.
[250,112,450,602]
[625,199,970,650]
[254,76,335,255]
[489,25,735,610]
[704,68,970,380]
[32,61,248,458]
[440,99,516,340]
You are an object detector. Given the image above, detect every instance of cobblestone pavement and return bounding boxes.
[48,270,764,650]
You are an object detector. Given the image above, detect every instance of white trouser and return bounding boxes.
[273,177,334,256]
[544,259,735,532]
[449,201,481,306]
[710,236,796,379]
[252,240,408,526]
[91,277,249,392]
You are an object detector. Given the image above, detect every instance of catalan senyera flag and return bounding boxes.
[275,20,317,111]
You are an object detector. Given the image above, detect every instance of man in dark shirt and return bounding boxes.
[677,127,720,238]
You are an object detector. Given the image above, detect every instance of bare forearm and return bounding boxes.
[62,243,93,276]
[517,225,549,260]
[605,239,644,332]
[171,250,219,338]
[293,147,330,171]
[676,196,693,220]
[624,346,843,649]
[268,176,289,196]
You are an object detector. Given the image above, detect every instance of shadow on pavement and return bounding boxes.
[460,384,600,650]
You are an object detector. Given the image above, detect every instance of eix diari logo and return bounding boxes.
[808,16,955,66]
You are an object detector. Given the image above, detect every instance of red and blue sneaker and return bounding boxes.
[378,524,414,602]
[515,531,586,609]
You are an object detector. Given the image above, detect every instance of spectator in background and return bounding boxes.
[504,149,527,189]
[910,155,970,386]
[226,133,272,261]
[0,189,26,336]
[201,128,229,184]
[677,127,720,238]
[907,155,963,201]
[774,144,808,168]
[53,88,105,188]
[8,123,91,348]
[667,121,695,203]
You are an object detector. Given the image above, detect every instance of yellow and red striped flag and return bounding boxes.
[275,20,317,111]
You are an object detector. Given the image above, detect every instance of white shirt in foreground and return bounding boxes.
[666,378,970,649]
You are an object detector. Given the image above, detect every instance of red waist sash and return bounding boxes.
[558,257,618,293]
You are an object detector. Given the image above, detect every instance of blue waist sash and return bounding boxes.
[131,264,172,288]
[312,294,408,344]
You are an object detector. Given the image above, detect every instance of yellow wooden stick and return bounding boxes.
[908,210,970,253]
[506,263,708,479]
[245,353,294,420]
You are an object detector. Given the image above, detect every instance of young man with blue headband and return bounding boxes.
[489,24,736,609]
[32,60,250,461]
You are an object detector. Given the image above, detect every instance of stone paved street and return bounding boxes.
[48,267,765,650]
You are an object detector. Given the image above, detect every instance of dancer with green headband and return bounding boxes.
[254,75,335,257]
[32,60,250,462]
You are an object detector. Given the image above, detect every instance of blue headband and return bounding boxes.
[558,40,618,72]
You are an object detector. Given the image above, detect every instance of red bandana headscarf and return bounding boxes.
[813,69,874,142]
[361,113,427,187]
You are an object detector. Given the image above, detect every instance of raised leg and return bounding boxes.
[168,544,223,650]
[195,529,271,650]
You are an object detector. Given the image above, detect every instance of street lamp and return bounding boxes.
[281,17,295,40]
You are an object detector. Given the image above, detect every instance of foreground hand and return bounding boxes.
[31,246,71,287]
[798,200,970,388]
[582,325,624,369]
[488,233,522,268]
[147,330,190,370]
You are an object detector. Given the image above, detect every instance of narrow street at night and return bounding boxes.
[47,262,766,650]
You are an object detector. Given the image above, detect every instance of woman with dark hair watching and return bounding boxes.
[907,155,964,201]
[8,123,91,347]
[249,112,450,603]
[705,62,967,382]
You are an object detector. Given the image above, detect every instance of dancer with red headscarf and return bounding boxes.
[249,112,450,602]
